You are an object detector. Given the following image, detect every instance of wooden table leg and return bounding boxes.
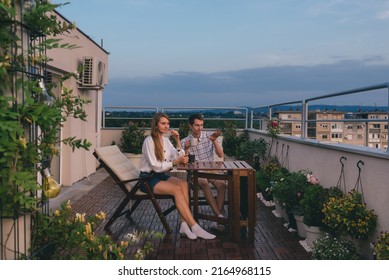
[193,171,199,221]
[227,172,234,241]
[247,169,256,243]
[233,171,241,241]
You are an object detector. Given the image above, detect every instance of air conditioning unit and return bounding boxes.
[80,56,105,87]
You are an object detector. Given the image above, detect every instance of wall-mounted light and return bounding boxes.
[38,79,53,105]
[41,168,61,199]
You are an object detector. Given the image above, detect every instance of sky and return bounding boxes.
[56,0,389,108]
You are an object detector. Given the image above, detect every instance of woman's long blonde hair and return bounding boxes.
[150,112,170,161]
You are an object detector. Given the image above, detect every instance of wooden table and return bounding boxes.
[177,161,256,243]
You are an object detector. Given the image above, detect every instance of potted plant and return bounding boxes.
[298,184,329,246]
[272,170,308,213]
[322,189,377,240]
[374,231,389,260]
[222,121,248,158]
[270,170,308,229]
[312,232,361,260]
[119,121,146,168]
[237,138,268,165]
[119,121,146,154]
[256,156,283,201]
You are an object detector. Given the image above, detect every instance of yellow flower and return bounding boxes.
[19,137,27,149]
[75,213,86,223]
[95,211,106,220]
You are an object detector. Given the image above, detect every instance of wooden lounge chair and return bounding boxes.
[93,145,176,233]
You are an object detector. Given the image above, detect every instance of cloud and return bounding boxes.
[103,59,389,108]
[376,10,389,20]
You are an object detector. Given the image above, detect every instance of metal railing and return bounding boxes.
[250,82,389,152]
[102,83,389,152]
[103,106,249,129]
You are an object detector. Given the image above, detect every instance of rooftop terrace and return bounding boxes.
[50,168,310,260]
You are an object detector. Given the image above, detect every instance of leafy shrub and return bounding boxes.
[119,121,146,154]
[374,231,389,260]
[32,201,163,260]
[237,138,268,163]
[312,233,361,260]
[222,121,248,157]
[300,184,327,227]
[271,170,308,212]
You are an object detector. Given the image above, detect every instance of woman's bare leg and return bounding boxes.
[154,178,216,240]
[154,180,196,226]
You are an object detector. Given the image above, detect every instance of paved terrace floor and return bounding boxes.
[50,168,311,260]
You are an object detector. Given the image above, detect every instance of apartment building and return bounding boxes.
[274,110,388,150]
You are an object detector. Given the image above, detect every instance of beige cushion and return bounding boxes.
[94,145,146,195]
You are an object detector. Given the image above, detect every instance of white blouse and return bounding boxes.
[139,135,184,173]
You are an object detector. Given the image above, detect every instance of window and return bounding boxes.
[373,124,380,129]
[331,133,342,139]
[322,135,328,139]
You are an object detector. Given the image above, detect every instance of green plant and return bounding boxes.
[177,121,189,140]
[265,118,281,159]
[256,156,283,198]
[31,201,163,260]
[300,184,327,227]
[322,190,378,239]
[374,231,389,260]
[222,121,248,157]
[237,138,268,164]
[267,118,281,139]
[271,170,308,213]
[0,1,91,217]
[119,121,146,154]
[124,230,165,260]
[312,232,361,260]
[32,201,127,259]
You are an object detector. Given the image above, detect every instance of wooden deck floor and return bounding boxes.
[69,172,310,260]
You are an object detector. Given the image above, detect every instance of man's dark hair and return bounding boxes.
[188,113,204,125]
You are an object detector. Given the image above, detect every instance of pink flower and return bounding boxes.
[307,174,319,185]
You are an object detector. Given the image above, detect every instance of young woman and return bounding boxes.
[139,113,216,240]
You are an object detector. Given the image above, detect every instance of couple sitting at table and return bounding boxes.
[139,112,227,240]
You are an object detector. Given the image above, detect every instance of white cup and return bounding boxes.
[190,137,199,147]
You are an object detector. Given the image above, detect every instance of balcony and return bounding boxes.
[48,168,310,260]
[2,81,389,260]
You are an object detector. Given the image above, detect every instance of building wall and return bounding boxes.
[248,130,389,239]
[47,12,109,186]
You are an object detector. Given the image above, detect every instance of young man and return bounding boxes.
[181,113,227,231]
